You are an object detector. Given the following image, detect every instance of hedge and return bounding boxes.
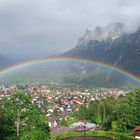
[51,131,136,140]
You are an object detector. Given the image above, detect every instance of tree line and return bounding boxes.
[74,88,140,132]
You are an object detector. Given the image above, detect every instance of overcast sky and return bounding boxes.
[0,0,140,59]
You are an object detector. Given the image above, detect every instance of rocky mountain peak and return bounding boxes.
[77,22,125,46]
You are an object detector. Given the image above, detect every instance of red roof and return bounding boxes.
[133,126,140,131]
[76,98,81,102]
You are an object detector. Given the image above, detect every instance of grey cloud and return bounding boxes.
[0,0,140,59]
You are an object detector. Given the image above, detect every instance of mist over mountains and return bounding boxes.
[63,22,140,76]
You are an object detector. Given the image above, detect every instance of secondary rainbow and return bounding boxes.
[0,56,140,82]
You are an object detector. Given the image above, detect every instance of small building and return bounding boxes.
[70,122,97,132]
[133,126,140,139]
[49,115,59,128]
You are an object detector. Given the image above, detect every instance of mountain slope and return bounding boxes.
[1,60,140,88]
[63,23,140,76]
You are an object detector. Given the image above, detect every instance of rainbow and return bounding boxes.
[0,56,140,82]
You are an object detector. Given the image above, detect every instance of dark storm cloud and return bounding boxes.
[0,0,140,58]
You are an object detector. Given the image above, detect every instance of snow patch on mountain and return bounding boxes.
[77,22,125,46]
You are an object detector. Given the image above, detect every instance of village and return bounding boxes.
[0,84,128,129]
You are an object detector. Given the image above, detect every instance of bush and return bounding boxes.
[20,128,50,140]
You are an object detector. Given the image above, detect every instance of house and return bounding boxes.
[133,126,140,139]
[49,115,59,128]
[70,122,97,132]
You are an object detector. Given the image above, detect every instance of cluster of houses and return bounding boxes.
[0,85,17,100]
[26,86,128,128]
[0,84,128,128]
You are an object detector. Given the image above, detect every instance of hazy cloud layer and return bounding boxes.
[0,0,140,59]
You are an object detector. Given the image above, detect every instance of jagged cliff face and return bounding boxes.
[63,23,140,76]
[77,22,125,46]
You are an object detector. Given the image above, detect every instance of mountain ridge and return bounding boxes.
[62,23,140,76]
